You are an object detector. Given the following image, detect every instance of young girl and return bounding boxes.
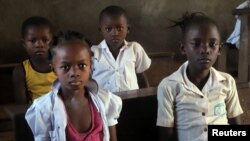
[157,13,243,141]
[12,16,57,104]
[25,30,122,141]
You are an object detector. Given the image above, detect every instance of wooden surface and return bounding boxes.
[115,87,157,99]
[233,8,250,15]
[4,104,32,141]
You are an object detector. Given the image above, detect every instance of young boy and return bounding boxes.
[12,16,57,104]
[157,13,243,141]
[91,5,151,93]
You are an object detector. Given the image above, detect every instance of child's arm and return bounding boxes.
[157,79,176,141]
[12,64,28,104]
[133,42,151,87]
[158,127,176,141]
[225,75,243,124]
[136,72,150,88]
[109,125,117,141]
[228,115,242,125]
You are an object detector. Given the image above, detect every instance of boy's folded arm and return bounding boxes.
[136,72,150,88]
[158,127,176,141]
[12,64,28,104]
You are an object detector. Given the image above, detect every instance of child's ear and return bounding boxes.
[180,42,185,54]
[20,39,25,47]
[98,27,101,32]
[127,24,130,33]
[218,43,224,55]
[50,64,55,73]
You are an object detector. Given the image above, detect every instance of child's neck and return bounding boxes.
[30,57,51,73]
[187,66,210,91]
[107,42,124,60]
[60,87,88,104]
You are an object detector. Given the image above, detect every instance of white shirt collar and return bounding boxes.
[168,61,226,93]
[100,40,128,51]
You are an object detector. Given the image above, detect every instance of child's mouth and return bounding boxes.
[35,51,45,55]
[199,58,211,63]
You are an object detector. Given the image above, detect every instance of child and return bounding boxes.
[25,31,122,141]
[156,13,243,141]
[91,5,151,93]
[12,16,57,104]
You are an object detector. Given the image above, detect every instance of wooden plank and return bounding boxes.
[115,87,157,99]
[0,63,18,69]
[0,131,14,141]
[233,8,250,16]
[237,15,249,83]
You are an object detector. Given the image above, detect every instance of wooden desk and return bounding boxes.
[4,104,33,141]
[115,87,156,99]
[115,87,157,141]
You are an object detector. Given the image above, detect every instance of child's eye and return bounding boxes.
[106,27,112,32]
[61,65,70,70]
[79,63,87,69]
[42,38,50,43]
[28,39,37,44]
[209,42,218,48]
[116,26,123,32]
[191,41,201,48]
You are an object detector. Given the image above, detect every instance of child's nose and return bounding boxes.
[111,28,119,35]
[35,39,45,48]
[201,43,210,54]
[69,66,80,78]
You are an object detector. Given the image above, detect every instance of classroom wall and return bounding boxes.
[0,0,244,64]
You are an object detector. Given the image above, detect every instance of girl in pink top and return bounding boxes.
[25,30,122,141]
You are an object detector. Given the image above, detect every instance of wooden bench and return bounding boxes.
[0,63,19,105]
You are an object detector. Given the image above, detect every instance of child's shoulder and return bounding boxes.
[31,91,54,111]
[126,41,143,49]
[158,71,181,88]
[211,68,236,83]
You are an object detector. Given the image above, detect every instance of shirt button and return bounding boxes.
[204,128,207,132]
[202,112,205,116]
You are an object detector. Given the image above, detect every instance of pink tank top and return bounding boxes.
[66,98,104,141]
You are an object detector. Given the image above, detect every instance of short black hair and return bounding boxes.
[21,16,53,38]
[49,30,92,60]
[99,5,128,23]
[171,12,219,38]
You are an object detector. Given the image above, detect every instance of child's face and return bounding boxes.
[52,43,91,91]
[181,24,222,71]
[23,26,52,59]
[100,14,129,49]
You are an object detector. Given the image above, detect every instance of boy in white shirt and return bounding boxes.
[91,5,151,93]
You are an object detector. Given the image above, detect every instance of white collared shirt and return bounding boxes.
[25,80,122,141]
[157,61,243,141]
[91,40,151,93]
